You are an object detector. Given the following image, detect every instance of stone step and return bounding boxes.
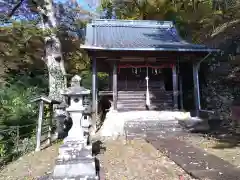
[150,95,173,99]
[117,100,145,103]
[117,108,147,111]
[118,94,172,98]
[117,103,173,108]
[118,91,172,94]
[151,101,173,104]
[118,98,172,102]
[117,105,147,109]
[118,96,145,100]
[117,90,173,111]
[117,107,173,111]
[118,94,145,96]
[149,106,173,110]
[118,95,171,99]
[118,99,173,103]
[118,90,172,93]
[117,104,145,107]
[118,91,146,93]
[118,91,173,96]
[117,101,173,105]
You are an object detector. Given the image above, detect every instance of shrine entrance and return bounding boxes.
[117,64,172,91]
[81,19,219,116]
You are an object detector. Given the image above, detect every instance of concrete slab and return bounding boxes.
[100,110,190,137]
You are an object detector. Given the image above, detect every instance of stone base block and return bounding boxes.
[57,149,93,162]
[56,156,94,165]
[58,145,93,160]
[53,158,96,178]
[51,175,98,180]
[63,138,87,145]
[59,142,91,153]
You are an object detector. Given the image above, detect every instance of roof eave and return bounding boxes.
[80,45,220,53]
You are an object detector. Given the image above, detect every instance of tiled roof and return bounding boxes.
[81,19,219,52]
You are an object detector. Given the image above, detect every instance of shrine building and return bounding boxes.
[80,19,219,116]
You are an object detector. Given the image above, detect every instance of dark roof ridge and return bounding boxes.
[81,19,220,53]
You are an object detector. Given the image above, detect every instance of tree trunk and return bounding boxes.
[40,0,67,138]
[42,0,67,102]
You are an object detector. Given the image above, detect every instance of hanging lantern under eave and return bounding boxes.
[132,67,138,74]
[152,68,162,75]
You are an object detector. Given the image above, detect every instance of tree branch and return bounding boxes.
[31,0,47,16]
[8,0,25,18]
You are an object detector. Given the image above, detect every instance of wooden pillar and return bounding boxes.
[193,63,200,116]
[172,64,178,110]
[108,71,112,91]
[92,56,97,130]
[35,100,44,152]
[179,75,184,110]
[113,61,118,110]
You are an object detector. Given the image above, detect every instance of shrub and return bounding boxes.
[0,67,48,164]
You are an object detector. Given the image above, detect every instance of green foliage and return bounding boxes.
[99,0,240,42]
[0,84,40,160]
[0,21,45,67]
[0,86,39,126]
[80,70,108,91]
[0,65,47,163]
[0,0,96,165]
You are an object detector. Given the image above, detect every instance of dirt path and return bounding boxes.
[0,136,197,180]
[0,143,60,180]
[97,137,196,180]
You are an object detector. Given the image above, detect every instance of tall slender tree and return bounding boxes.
[3,0,93,101]
[1,0,95,136]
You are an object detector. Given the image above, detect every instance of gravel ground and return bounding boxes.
[0,143,60,180]
[0,135,203,180]
[97,136,196,180]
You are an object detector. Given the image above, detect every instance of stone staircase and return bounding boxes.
[117,91,173,111]
[150,91,173,110]
[117,91,146,111]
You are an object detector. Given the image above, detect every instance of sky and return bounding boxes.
[56,0,99,13]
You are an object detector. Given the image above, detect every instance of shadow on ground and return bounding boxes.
[192,118,240,149]
[92,140,106,155]
[92,140,106,179]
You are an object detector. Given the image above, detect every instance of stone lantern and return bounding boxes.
[52,75,98,179]
[61,75,91,143]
